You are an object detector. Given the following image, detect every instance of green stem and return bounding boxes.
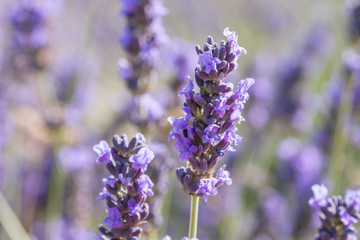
[188,195,199,239]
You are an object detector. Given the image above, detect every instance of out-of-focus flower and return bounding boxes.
[309,184,360,239]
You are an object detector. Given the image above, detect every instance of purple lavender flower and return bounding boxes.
[8,3,48,72]
[170,28,254,201]
[198,51,221,74]
[118,0,168,92]
[216,164,232,186]
[95,133,154,239]
[137,174,154,197]
[309,184,360,239]
[93,141,111,164]
[195,178,219,202]
[129,147,154,172]
[308,184,328,208]
[128,199,143,216]
[104,207,123,229]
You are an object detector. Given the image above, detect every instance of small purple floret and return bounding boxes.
[198,51,221,74]
[216,164,232,186]
[196,178,219,202]
[129,147,154,172]
[93,140,111,164]
[104,207,122,229]
[137,174,154,196]
[127,199,143,216]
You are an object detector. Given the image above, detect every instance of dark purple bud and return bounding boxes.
[98,225,111,235]
[127,137,138,153]
[203,142,211,152]
[187,184,200,194]
[203,43,211,51]
[203,103,213,119]
[189,156,200,170]
[128,168,139,179]
[200,158,208,172]
[195,127,204,139]
[221,62,230,75]
[106,198,117,209]
[214,84,227,93]
[118,201,127,213]
[132,227,142,238]
[205,118,216,125]
[122,226,133,237]
[208,154,221,171]
[219,46,226,60]
[220,120,232,134]
[183,174,193,187]
[193,94,207,108]
[195,71,204,87]
[228,63,236,73]
[226,53,235,62]
[195,45,203,55]
[106,163,116,176]
[218,72,225,80]
[195,145,204,156]
[225,42,232,54]
[215,139,230,150]
[186,99,198,116]
[207,36,214,45]
[213,47,220,58]
[198,71,211,81]
[209,69,218,80]
[216,61,227,70]
[211,111,220,120]
[205,81,214,93]
[127,185,136,195]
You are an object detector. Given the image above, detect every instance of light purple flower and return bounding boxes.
[179,77,194,99]
[136,132,146,143]
[96,187,111,200]
[233,78,255,102]
[213,95,231,118]
[127,199,143,216]
[137,174,154,196]
[104,207,122,229]
[102,175,117,187]
[198,51,221,74]
[345,189,360,210]
[223,27,247,61]
[308,184,328,208]
[195,178,219,202]
[118,174,132,186]
[129,147,154,172]
[340,208,359,226]
[174,134,198,161]
[168,107,192,140]
[216,165,232,186]
[202,124,221,146]
[93,140,111,164]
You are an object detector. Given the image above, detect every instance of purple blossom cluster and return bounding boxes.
[8,3,47,71]
[94,133,155,239]
[169,27,254,201]
[309,184,360,240]
[118,0,168,92]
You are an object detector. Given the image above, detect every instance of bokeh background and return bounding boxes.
[0,0,359,239]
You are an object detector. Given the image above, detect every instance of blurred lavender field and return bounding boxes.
[1,0,359,239]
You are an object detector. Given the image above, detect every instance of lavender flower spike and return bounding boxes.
[95,133,155,240]
[309,184,360,240]
[169,27,254,201]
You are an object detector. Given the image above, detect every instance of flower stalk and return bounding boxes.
[188,195,200,238]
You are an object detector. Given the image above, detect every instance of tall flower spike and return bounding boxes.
[95,133,155,240]
[169,27,254,201]
[8,3,48,72]
[309,184,360,240]
[118,0,168,93]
